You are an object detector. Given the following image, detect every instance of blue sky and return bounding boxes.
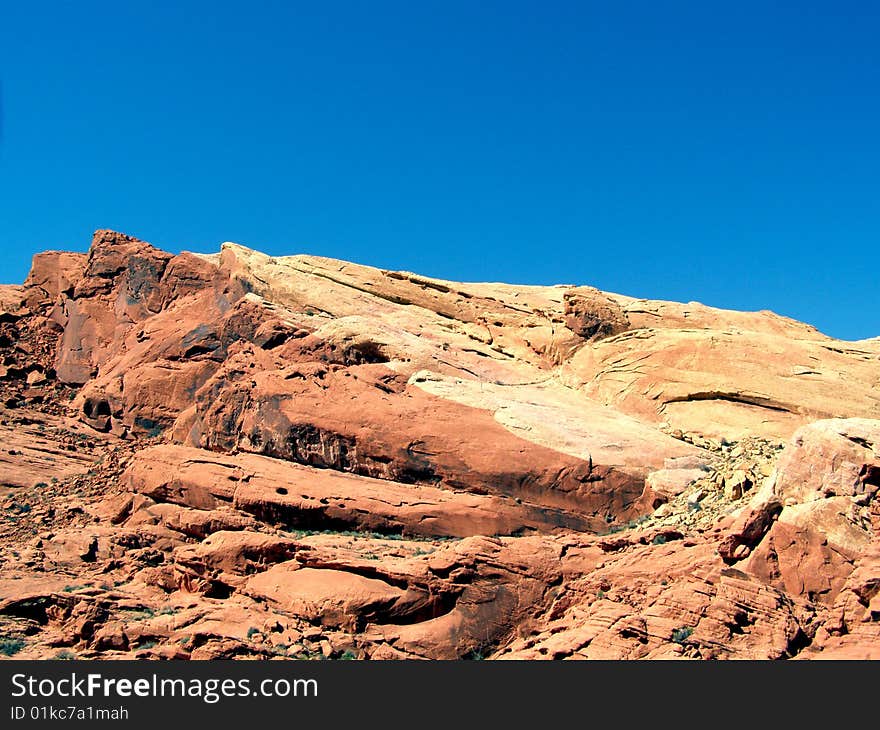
[1,1,878,339]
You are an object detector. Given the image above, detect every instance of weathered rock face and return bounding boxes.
[774,419,880,504]
[565,312,880,442]
[563,287,630,341]
[728,420,879,605]
[122,444,602,536]
[0,229,878,660]
[23,251,86,305]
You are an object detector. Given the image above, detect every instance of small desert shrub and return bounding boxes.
[0,637,25,656]
[671,626,694,644]
[292,651,324,661]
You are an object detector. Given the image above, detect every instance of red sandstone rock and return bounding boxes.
[0,229,877,660]
[23,251,86,305]
[122,444,597,537]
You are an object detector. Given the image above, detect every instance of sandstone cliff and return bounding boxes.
[0,230,877,659]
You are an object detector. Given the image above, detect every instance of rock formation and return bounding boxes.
[0,229,877,660]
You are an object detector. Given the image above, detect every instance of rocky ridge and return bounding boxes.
[0,230,877,660]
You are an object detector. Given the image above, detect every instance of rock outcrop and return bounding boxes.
[0,229,877,660]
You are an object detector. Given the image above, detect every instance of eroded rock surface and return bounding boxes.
[0,230,877,660]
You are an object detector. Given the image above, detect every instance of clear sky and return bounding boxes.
[1,1,878,339]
